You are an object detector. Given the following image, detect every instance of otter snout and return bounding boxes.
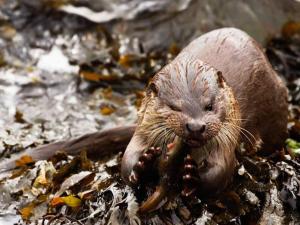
[184,120,210,146]
[186,121,206,134]
[186,119,207,139]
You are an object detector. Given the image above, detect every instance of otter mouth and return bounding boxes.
[185,138,207,147]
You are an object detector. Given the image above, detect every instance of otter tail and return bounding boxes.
[0,125,136,172]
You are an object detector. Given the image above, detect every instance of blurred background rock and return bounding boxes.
[3,0,300,50]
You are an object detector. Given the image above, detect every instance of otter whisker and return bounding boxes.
[219,128,234,151]
[221,127,235,145]
[224,122,255,147]
[222,126,239,148]
[224,125,243,146]
[144,122,176,150]
[225,117,250,122]
[226,123,256,144]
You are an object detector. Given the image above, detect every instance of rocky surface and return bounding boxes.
[0,1,299,224]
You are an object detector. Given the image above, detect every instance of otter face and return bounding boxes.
[146,58,228,147]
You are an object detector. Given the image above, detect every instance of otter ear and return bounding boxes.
[147,82,158,96]
[216,71,226,88]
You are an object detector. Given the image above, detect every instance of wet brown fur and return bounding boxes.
[121,28,288,212]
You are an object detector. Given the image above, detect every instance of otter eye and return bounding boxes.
[205,103,213,111]
[169,104,181,112]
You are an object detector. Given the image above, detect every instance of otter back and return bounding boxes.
[181,28,288,151]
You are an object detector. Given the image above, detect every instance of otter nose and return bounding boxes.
[186,121,206,133]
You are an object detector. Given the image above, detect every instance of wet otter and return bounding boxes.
[0,27,288,213]
[121,28,288,209]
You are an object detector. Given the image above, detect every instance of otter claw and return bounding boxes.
[129,172,139,184]
[182,154,200,198]
[137,161,145,168]
[183,174,199,182]
[184,164,198,172]
[140,153,153,162]
[181,187,197,198]
[184,156,197,166]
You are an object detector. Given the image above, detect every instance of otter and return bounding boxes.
[121,28,288,210]
[0,28,288,213]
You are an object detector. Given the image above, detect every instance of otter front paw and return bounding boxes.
[129,147,162,185]
[181,154,200,198]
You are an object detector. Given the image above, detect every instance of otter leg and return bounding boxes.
[181,154,200,198]
[121,135,161,185]
[131,147,161,184]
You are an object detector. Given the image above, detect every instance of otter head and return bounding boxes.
[138,54,239,149]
